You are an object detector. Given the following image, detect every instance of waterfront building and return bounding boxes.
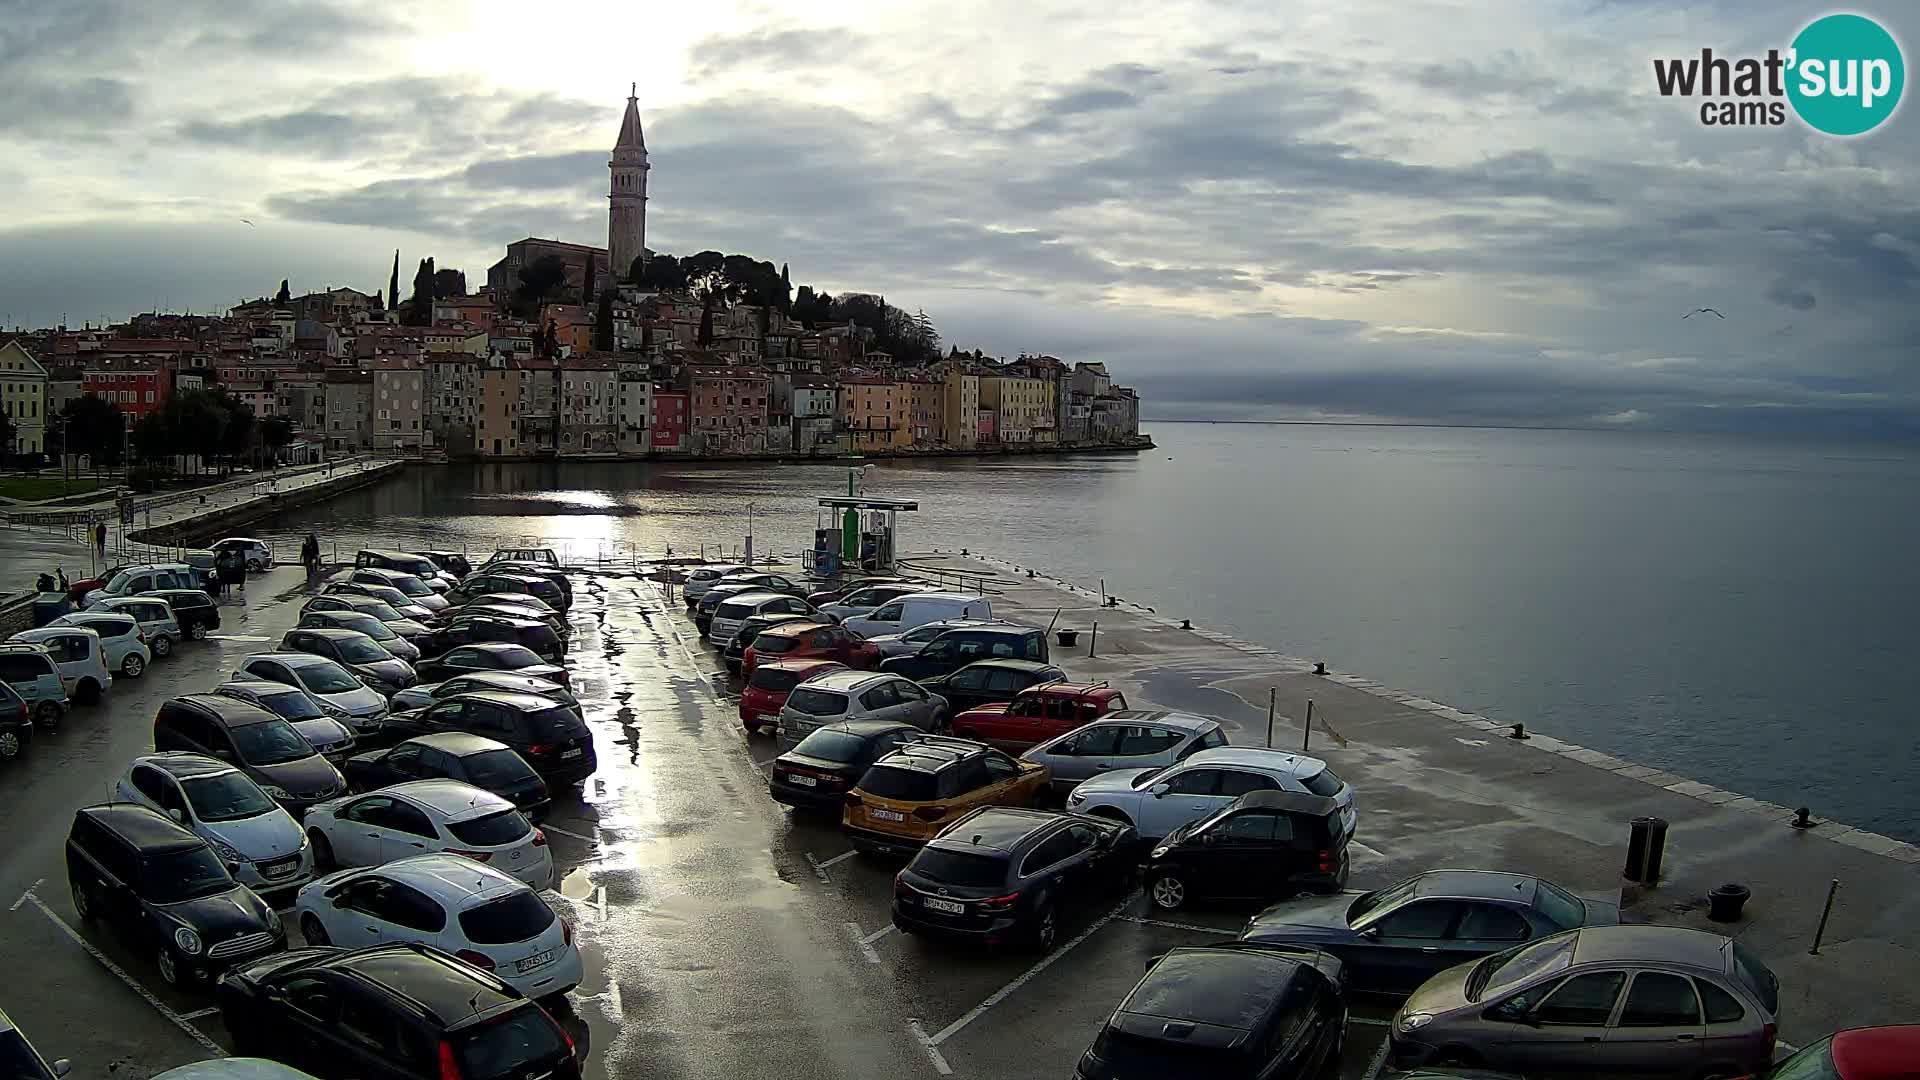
[560,355,619,453]
[370,357,426,452]
[689,366,770,454]
[0,339,49,456]
[978,372,1050,445]
[939,370,979,450]
[841,376,910,450]
[617,371,651,454]
[907,377,942,446]
[790,374,839,455]
[81,358,170,420]
[324,368,373,451]
[476,364,524,458]
[650,388,688,451]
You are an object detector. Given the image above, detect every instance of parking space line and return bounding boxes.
[907,1019,953,1076]
[179,1006,221,1020]
[860,925,895,946]
[541,824,599,844]
[1114,913,1223,935]
[1361,1031,1391,1080]
[817,851,857,870]
[1349,1016,1391,1026]
[805,852,833,883]
[844,921,883,964]
[10,879,40,911]
[929,892,1136,1047]
[19,887,226,1057]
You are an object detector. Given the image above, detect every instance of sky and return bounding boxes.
[3,0,1917,435]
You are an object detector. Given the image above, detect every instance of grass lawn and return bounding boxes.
[0,474,109,501]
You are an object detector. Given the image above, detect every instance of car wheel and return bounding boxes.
[121,654,145,678]
[152,635,173,658]
[1087,808,1133,830]
[931,710,950,734]
[1148,872,1188,911]
[0,730,23,759]
[34,701,63,730]
[301,914,331,947]
[71,880,96,921]
[188,623,209,640]
[75,679,102,705]
[156,946,182,986]
[1031,900,1059,952]
[247,559,263,572]
[308,830,335,870]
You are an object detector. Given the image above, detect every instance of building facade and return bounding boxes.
[0,340,49,456]
[370,360,426,451]
[689,367,770,454]
[841,378,910,450]
[559,356,618,453]
[617,373,651,454]
[650,388,688,451]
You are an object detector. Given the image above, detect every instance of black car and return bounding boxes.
[1143,791,1352,910]
[139,588,219,640]
[417,616,564,665]
[1077,942,1347,1080]
[65,804,284,987]
[295,611,423,663]
[414,550,473,578]
[0,682,34,760]
[767,720,922,811]
[279,628,417,692]
[921,659,1070,714]
[447,571,567,612]
[153,695,347,816]
[722,612,811,672]
[878,624,1052,682]
[440,602,569,646]
[892,806,1135,950]
[713,571,809,599]
[412,642,569,688]
[477,562,573,608]
[345,732,549,813]
[300,594,432,638]
[377,690,595,787]
[216,943,580,1080]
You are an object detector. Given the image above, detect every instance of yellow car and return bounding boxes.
[843,736,1051,856]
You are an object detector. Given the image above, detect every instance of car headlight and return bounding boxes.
[1396,1012,1433,1032]
[321,701,350,718]
[174,926,203,956]
[262,785,293,800]
[1149,845,1170,859]
[210,837,246,864]
[1066,792,1086,806]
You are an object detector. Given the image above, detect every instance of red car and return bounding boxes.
[1745,1025,1920,1080]
[742,621,883,677]
[951,683,1130,750]
[739,658,847,733]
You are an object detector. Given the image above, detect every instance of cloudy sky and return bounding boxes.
[3,0,1916,434]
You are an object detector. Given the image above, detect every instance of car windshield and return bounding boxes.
[361,602,405,621]
[749,665,812,692]
[909,847,1009,888]
[786,688,847,717]
[182,772,277,822]
[259,690,325,720]
[299,661,362,694]
[858,765,937,801]
[1347,877,1419,924]
[446,809,532,847]
[465,749,538,786]
[1532,879,1587,930]
[341,616,395,640]
[753,635,801,655]
[139,846,233,903]
[453,1007,568,1080]
[1731,940,1780,1015]
[230,719,317,766]
[1765,1037,1837,1080]
[334,637,390,664]
[0,1028,59,1080]
[390,575,433,596]
[458,890,556,945]
[792,727,875,761]
[1469,934,1575,1001]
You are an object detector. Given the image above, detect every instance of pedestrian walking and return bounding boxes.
[93,522,107,559]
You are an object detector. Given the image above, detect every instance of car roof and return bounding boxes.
[897,591,988,603]
[218,679,304,698]
[1019,682,1118,698]
[374,853,526,900]
[932,807,1063,854]
[384,779,514,820]
[1569,925,1732,967]
[152,1059,323,1080]
[77,803,204,851]
[296,627,379,641]
[872,736,985,773]
[328,945,518,1026]
[756,620,833,639]
[360,548,429,559]
[403,732,511,755]
[143,589,211,601]
[101,595,166,606]
[800,669,896,692]
[253,651,345,670]
[1228,790,1342,816]
[1409,869,1542,904]
[1092,709,1220,732]
[304,609,375,621]
[1125,947,1317,1033]
[447,614,543,629]
[715,590,790,605]
[959,658,1059,674]
[455,642,543,656]
[14,624,99,640]
[931,622,1034,636]
[441,671,562,691]
[1181,746,1328,777]
[63,611,136,626]
[759,658,848,674]
[174,693,284,725]
[442,690,560,712]
[1833,1027,1920,1078]
[807,719,920,738]
[135,751,237,779]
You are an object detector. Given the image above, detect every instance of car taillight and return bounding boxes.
[894,877,914,898]
[978,892,1021,911]
[526,742,553,756]
[912,806,948,822]
[1317,849,1334,872]
[454,948,495,970]
[438,1040,462,1080]
[843,792,863,807]
[532,828,547,847]
[1761,1022,1777,1057]
[447,849,493,862]
[554,1015,576,1058]
[561,917,573,945]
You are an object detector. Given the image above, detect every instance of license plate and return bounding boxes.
[787,774,818,788]
[514,949,555,974]
[260,857,300,877]
[922,898,966,914]
[560,748,584,759]
[869,808,905,822]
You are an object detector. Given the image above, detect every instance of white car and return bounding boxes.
[294,854,579,1001]
[81,562,201,607]
[232,653,389,730]
[213,680,358,761]
[840,592,994,639]
[6,626,111,704]
[95,596,183,659]
[213,537,276,571]
[349,568,449,612]
[681,563,750,603]
[114,752,314,892]
[50,611,151,679]
[1065,746,1358,841]
[302,779,554,889]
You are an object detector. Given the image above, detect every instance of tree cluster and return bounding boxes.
[512,255,571,318]
[792,288,941,365]
[54,395,127,467]
[129,388,265,474]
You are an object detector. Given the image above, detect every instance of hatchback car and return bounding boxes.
[1390,925,1780,1078]
[775,669,948,753]
[720,612,810,673]
[153,694,349,817]
[213,680,357,759]
[81,562,200,606]
[115,753,314,893]
[1243,869,1623,994]
[442,602,569,647]
[140,587,221,640]
[7,626,110,704]
[920,658,1070,715]
[1078,943,1348,1080]
[295,610,422,662]
[216,943,580,1080]
[742,620,884,676]
[294,855,579,1000]
[416,550,474,579]
[1144,790,1353,909]
[815,582,931,623]
[953,683,1130,751]
[411,642,568,689]
[354,549,454,589]
[693,582,767,634]
[449,570,567,612]
[345,733,549,814]
[739,658,847,733]
[893,807,1135,950]
[213,537,275,571]
[96,596,184,658]
[804,574,915,605]
[416,615,564,665]
[349,568,449,611]
[279,628,416,692]
[66,803,284,987]
[233,654,391,729]
[866,618,997,659]
[325,581,436,622]
[878,623,1051,681]
[1024,710,1229,794]
[51,610,151,678]
[706,590,818,644]
[767,720,921,811]
[389,670,580,718]
[476,563,572,609]
[0,682,34,760]
[303,780,554,889]
[842,736,1051,857]
[301,593,430,638]
[378,691,595,788]
[1068,746,1357,841]
[681,563,749,603]
[0,642,70,728]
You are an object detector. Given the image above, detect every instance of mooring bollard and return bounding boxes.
[1266,688,1277,748]
[1087,620,1098,658]
[1302,699,1315,752]
[1809,878,1840,954]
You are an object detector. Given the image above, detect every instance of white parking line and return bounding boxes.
[844,921,883,964]
[1115,914,1223,935]
[908,1019,953,1075]
[861,925,895,946]
[540,824,599,844]
[10,879,39,911]
[1361,1031,1391,1080]
[929,893,1136,1047]
[18,887,226,1056]
[179,1006,221,1020]
[805,852,833,883]
[817,850,857,870]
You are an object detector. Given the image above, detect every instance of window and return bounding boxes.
[1117,726,1186,756]
[1455,903,1532,942]
[129,764,169,802]
[1695,978,1747,1024]
[859,683,900,711]
[1216,770,1279,797]
[1619,972,1702,1027]
[1062,725,1122,756]
[1019,830,1085,875]
[1535,971,1626,1026]
[343,795,399,827]
[1299,767,1345,797]
[1375,900,1459,939]
[1163,768,1222,796]
[1216,812,1288,843]
[982,752,1019,779]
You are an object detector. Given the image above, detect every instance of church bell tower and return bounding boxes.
[608,84,649,287]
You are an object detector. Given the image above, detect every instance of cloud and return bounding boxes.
[1764,277,1818,311]
[686,26,864,81]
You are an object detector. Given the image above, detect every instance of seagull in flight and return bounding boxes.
[240,218,256,227]
[1682,307,1724,319]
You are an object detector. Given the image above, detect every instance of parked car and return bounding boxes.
[865,618,998,659]
[151,1060,321,1080]
[739,659,847,733]
[445,570,564,612]
[682,563,750,604]
[390,671,579,718]
[877,623,1051,682]
[212,681,358,760]
[345,733,548,814]
[0,682,33,760]
[377,691,595,788]
[295,610,422,662]
[140,587,220,640]
[1067,746,1357,841]
[709,571,808,602]
[216,943,581,1080]
[410,642,569,689]
[416,615,564,665]
[840,592,994,639]
[354,549,454,589]
[303,780,554,889]
[721,612,811,673]
[153,694,348,817]
[114,753,314,893]
[766,719,921,811]
[0,1006,69,1079]
[324,581,435,622]
[347,567,448,612]
[1078,943,1348,1080]
[65,803,284,987]
[920,658,1070,716]
[0,641,71,728]
[1389,925,1780,1078]
[1144,790,1354,910]
[212,537,275,572]
[775,669,949,753]
[893,807,1135,949]
[1024,710,1230,794]
[301,593,430,638]
[815,582,932,623]
[293,855,579,1000]
[442,602,569,647]
[488,546,559,568]
[81,562,200,607]
[96,595,184,658]
[7,626,110,704]
[1763,1026,1920,1080]
[475,563,572,609]
[952,682,1129,750]
[805,575,916,605]
[1243,869,1623,995]
[414,549,474,579]
[841,735,1050,857]
[742,620,884,676]
[51,610,151,678]
[453,591,558,617]
[278,628,416,692]
[233,654,390,730]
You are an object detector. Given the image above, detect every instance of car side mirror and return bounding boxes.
[52,1062,71,1078]
[1150,782,1170,798]
[166,809,183,822]
[1359,925,1380,939]
[211,749,234,762]
[1200,833,1218,845]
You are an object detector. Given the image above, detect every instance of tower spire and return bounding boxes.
[609,85,651,282]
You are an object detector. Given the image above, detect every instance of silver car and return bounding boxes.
[775,670,948,753]
[682,564,750,603]
[213,680,358,761]
[389,670,581,716]
[1021,709,1228,793]
[865,618,997,659]
[708,591,818,646]
[1390,925,1781,1078]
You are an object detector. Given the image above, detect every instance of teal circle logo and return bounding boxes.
[1787,13,1905,136]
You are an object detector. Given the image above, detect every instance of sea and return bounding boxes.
[261,422,1920,841]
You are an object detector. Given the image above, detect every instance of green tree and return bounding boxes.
[261,416,295,464]
[62,395,125,468]
[408,258,436,325]
[275,279,291,304]
[636,253,685,291]
[594,292,615,351]
[389,250,401,314]
[433,267,466,298]
[513,256,569,316]
[129,411,173,466]
[779,263,792,313]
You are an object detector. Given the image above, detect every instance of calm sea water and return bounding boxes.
[263,423,1920,840]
